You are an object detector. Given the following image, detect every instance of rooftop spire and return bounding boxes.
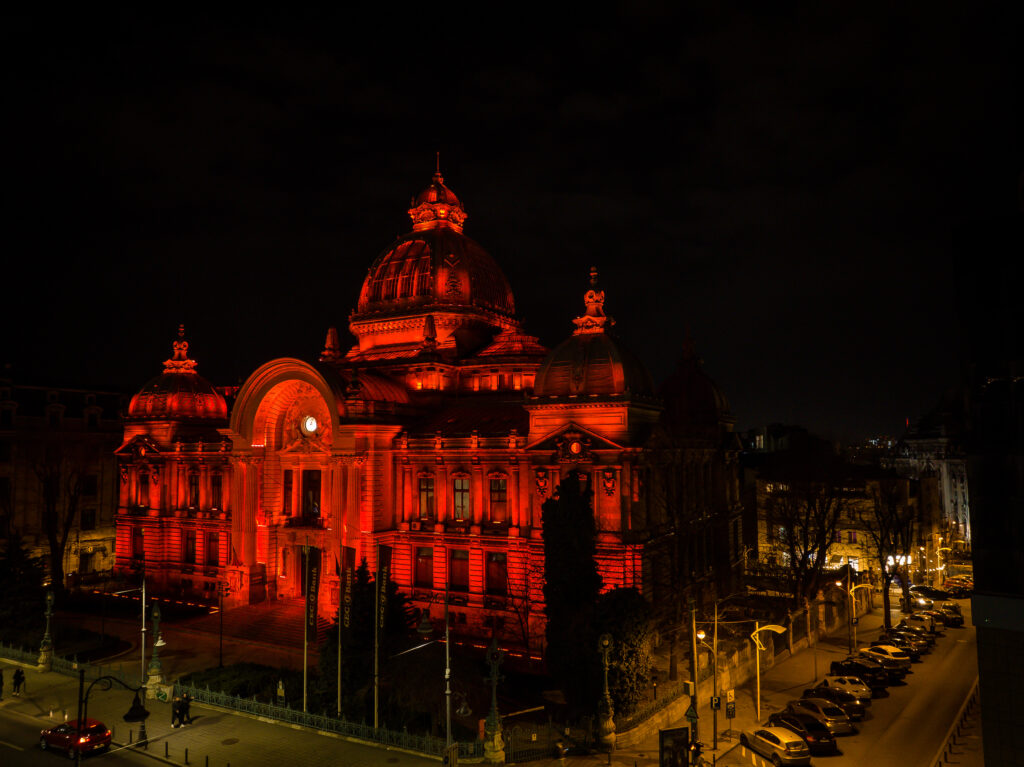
[320,327,342,363]
[162,324,198,374]
[572,266,613,335]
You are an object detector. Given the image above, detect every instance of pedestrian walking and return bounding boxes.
[12,669,25,696]
[171,696,183,728]
[181,693,192,724]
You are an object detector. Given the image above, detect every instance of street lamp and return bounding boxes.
[415,589,454,747]
[835,577,871,653]
[38,590,55,668]
[483,636,506,764]
[597,633,615,749]
[147,602,166,688]
[114,578,147,687]
[750,622,786,722]
[74,668,150,766]
[696,629,719,751]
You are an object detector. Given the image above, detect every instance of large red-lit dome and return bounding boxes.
[659,337,735,438]
[533,268,654,398]
[128,326,228,421]
[352,172,515,320]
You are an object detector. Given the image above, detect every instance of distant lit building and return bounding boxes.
[114,172,743,648]
[0,377,124,586]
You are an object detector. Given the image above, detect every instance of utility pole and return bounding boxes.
[689,597,699,744]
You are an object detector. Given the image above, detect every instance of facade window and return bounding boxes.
[82,474,99,497]
[452,477,470,521]
[206,532,220,567]
[449,549,469,592]
[211,475,222,509]
[485,552,507,595]
[283,470,293,514]
[79,551,95,574]
[419,477,435,519]
[188,474,199,508]
[303,470,321,516]
[848,531,857,544]
[132,527,144,560]
[137,473,149,507]
[415,547,433,588]
[834,531,843,544]
[183,531,196,564]
[489,478,507,523]
[80,508,96,531]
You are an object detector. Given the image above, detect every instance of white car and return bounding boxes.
[740,726,812,765]
[859,644,912,670]
[818,675,873,702]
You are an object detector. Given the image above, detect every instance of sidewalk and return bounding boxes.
[0,659,437,767]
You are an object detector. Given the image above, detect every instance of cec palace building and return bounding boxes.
[114,172,745,649]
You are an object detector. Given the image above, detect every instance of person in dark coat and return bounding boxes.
[181,693,192,724]
[171,696,183,728]
[12,669,25,696]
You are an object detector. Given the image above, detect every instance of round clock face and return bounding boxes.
[300,415,318,436]
[569,440,583,455]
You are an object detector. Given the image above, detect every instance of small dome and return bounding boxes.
[533,267,653,397]
[659,337,734,437]
[534,332,654,397]
[128,326,227,421]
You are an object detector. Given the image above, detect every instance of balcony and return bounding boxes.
[282,515,324,529]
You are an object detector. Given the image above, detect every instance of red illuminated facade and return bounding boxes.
[115,172,743,650]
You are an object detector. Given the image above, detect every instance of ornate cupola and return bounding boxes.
[127,325,228,421]
[533,268,654,398]
[347,168,525,362]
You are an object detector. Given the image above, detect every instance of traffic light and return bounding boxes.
[689,741,703,763]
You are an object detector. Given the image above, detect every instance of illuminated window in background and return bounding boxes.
[415,547,433,587]
[211,475,222,509]
[453,477,470,520]
[489,478,507,523]
[183,531,196,564]
[188,474,199,507]
[486,552,507,595]
[449,549,469,592]
[419,477,435,519]
[206,532,220,567]
[283,470,293,514]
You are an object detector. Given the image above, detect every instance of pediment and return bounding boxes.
[115,434,163,458]
[525,422,624,455]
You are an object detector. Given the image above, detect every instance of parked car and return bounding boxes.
[942,580,971,597]
[40,719,111,758]
[801,685,868,720]
[895,621,936,647]
[740,726,812,765]
[872,633,923,660]
[817,674,873,701]
[935,605,964,627]
[936,600,963,615]
[858,645,912,674]
[767,711,839,755]
[905,612,941,634]
[909,593,935,610]
[829,657,889,690]
[785,698,856,735]
[910,585,952,601]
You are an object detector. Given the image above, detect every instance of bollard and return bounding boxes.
[165,742,169,757]
[205,757,209,767]
[129,729,133,744]
[184,747,189,764]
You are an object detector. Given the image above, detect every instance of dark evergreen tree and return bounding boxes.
[0,530,46,645]
[542,472,602,715]
[595,588,654,715]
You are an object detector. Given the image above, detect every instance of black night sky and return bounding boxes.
[4,6,1020,444]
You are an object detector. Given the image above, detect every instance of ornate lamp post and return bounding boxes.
[146,602,166,691]
[597,633,615,749]
[75,669,150,766]
[38,590,55,670]
[483,636,505,764]
[835,577,872,653]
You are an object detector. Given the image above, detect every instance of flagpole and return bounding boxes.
[303,542,309,713]
[374,544,380,728]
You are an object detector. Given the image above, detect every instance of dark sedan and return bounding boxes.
[830,657,888,691]
[873,634,923,660]
[767,711,840,755]
[802,685,868,720]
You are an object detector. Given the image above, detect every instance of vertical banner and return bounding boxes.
[377,544,392,630]
[305,547,321,643]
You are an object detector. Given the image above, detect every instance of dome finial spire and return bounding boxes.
[572,266,614,335]
[163,324,198,374]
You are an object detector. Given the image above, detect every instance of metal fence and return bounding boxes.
[174,682,483,760]
[0,642,38,665]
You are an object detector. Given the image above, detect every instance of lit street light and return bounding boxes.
[75,668,150,766]
[835,575,872,654]
[750,622,786,722]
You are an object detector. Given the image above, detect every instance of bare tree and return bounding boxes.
[855,476,917,628]
[33,441,83,594]
[762,448,850,606]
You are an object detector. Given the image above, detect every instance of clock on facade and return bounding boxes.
[300,415,318,436]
